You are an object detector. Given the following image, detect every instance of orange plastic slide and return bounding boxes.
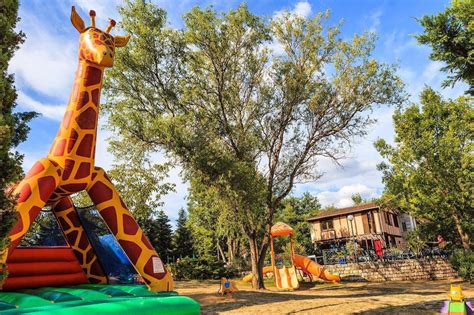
[242,266,274,283]
[292,254,341,282]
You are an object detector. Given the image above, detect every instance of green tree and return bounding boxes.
[416,0,474,94]
[150,210,173,262]
[187,176,254,265]
[0,0,37,286]
[351,193,363,205]
[275,193,321,255]
[375,87,473,249]
[173,208,194,259]
[104,1,404,288]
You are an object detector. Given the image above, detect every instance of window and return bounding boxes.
[321,219,334,231]
[402,221,407,232]
[383,212,392,226]
[392,214,399,227]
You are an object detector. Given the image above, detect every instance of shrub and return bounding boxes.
[170,256,238,280]
[449,248,473,283]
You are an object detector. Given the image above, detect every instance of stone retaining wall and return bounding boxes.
[325,257,458,282]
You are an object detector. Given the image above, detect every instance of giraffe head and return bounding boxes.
[70,6,130,67]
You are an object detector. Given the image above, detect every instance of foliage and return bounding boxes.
[416,0,474,94]
[275,193,321,255]
[449,248,474,282]
[375,88,473,249]
[170,256,238,280]
[351,193,363,205]
[173,208,195,259]
[20,210,66,246]
[105,0,404,288]
[0,0,37,286]
[148,210,174,263]
[403,229,427,255]
[187,177,254,264]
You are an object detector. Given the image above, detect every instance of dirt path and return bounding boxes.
[175,279,473,314]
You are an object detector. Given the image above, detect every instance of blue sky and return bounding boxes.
[12,0,466,224]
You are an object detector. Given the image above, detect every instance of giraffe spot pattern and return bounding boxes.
[25,162,45,179]
[75,162,91,179]
[78,233,89,250]
[141,234,155,251]
[75,107,97,130]
[83,67,102,86]
[91,89,100,106]
[58,216,71,231]
[118,240,142,264]
[53,139,67,156]
[76,134,94,157]
[37,176,56,202]
[67,130,79,153]
[89,182,113,205]
[123,214,139,235]
[66,210,82,227]
[100,206,118,234]
[76,91,89,110]
[62,111,73,129]
[10,217,23,235]
[28,206,42,227]
[62,159,76,180]
[144,257,166,278]
[18,184,32,203]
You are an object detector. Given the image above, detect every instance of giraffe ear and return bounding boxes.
[71,6,86,33]
[114,35,130,47]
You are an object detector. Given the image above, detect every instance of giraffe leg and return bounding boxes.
[3,158,62,263]
[86,167,173,292]
[51,197,107,284]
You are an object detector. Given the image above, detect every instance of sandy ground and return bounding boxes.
[174,279,473,314]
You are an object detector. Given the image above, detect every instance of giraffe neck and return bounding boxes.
[48,60,104,170]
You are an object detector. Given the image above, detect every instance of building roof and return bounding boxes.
[307,202,379,222]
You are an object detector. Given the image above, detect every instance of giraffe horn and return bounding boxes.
[105,19,116,33]
[89,10,96,28]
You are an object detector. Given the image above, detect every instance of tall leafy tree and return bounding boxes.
[351,193,363,205]
[150,210,173,262]
[275,193,321,255]
[173,208,194,259]
[104,1,404,288]
[187,176,253,264]
[375,88,473,249]
[416,0,474,94]
[0,0,37,285]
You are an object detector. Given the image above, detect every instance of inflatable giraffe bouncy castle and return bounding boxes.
[1,7,173,292]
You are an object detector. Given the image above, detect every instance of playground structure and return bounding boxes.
[0,6,199,314]
[440,284,473,315]
[243,222,341,288]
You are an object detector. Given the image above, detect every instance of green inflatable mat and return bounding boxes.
[0,284,200,314]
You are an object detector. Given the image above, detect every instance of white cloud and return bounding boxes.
[274,1,312,19]
[293,2,312,18]
[10,23,77,99]
[317,184,378,208]
[17,92,65,121]
[368,9,382,32]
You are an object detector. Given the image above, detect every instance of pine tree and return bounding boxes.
[148,210,173,263]
[173,208,194,259]
[0,0,37,285]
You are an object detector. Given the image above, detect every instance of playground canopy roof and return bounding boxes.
[271,222,294,237]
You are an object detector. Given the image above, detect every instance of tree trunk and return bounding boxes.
[227,238,235,264]
[247,233,265,289]
[217,241,227,263]
[451,208,472,249]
